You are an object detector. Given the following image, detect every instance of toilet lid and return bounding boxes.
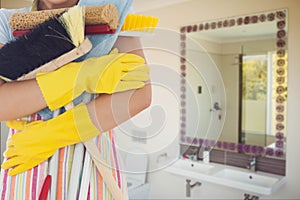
[125,148,148,184]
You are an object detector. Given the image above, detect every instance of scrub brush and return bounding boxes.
[120,14,159,37]
[0,6,91,82]
[9,4,119,37]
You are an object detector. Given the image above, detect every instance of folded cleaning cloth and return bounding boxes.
[38,0,134,119]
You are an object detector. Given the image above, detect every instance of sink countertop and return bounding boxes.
[164,158,286,195]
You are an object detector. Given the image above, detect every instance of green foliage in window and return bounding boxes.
[242,58,267,100]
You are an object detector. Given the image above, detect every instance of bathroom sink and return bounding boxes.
[164,159,285,195]
[214,168,286,195]
[168,159,214,173]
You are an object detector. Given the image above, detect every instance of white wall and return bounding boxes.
[114,28,181,173]
[138,0,300,199]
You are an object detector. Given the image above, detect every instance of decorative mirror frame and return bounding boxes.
[179,9,288,158]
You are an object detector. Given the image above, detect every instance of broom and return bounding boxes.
[0,6,90,82]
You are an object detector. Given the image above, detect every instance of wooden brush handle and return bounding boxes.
[84,140,128,200]
[9,4,119,31]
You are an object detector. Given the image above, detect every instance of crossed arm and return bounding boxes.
[0,36,152,132]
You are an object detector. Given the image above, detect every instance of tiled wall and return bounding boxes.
[180,144,286,176]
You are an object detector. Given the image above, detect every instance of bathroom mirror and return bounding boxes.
[180,9,287,159]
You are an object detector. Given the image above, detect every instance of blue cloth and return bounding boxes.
[77,0,133,59]
[37,0,133,119]
[0,7,30,44]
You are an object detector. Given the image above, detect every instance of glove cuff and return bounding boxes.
[36,62,83,111]
[73,103,100,141]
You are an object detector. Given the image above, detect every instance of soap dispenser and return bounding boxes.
[203,146,210,164]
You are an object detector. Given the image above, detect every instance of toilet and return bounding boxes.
[125,148,150,199]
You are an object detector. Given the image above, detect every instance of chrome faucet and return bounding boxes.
[156,152,168,163]
[246,156,257,172]
[186,179,201,197]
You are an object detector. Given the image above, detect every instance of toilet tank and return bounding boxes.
[125,148,148,184]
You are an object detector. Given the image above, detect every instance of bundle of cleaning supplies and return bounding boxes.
[2,5,159,82]
[0,6,89,82]
[9,5,159,37]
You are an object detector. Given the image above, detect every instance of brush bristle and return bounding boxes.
[0,7,86,81]
[121,14,159,33]
[59,6,85,47]
[0,17,75,81]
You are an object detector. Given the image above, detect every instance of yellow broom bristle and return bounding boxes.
[121,14,159,33]
[59,6,85,47]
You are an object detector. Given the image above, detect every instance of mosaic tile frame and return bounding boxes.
[179,9,288,159]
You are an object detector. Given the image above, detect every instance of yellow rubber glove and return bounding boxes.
[37,49,150,111]
[1,103,99,176]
